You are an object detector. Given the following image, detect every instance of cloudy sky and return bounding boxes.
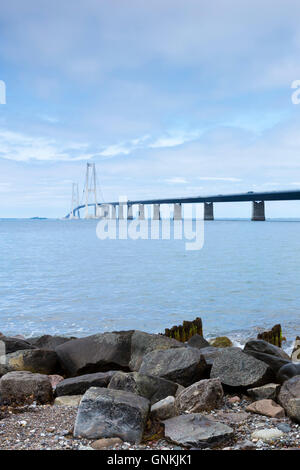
[1,0,300,217]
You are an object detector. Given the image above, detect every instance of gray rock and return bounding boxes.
[247,383,280,401]
[187,335,210,349]
[234,439,256,450]
[244,339,290,360]
[27,335,74,350]
[74,387,150,444]
[196,346,222,373]
[150,396,176,420]
[0,371,53,405]
[175,384,185,397]
[163,414,233,448]
[0,336,36,354]
[108,371,179,405]
[210,348,274,389]
[56,371,116,397]
[0,349,60,376]
[277,363,300,383]
[56,331,134,377]
[284,398,300,423]
[244,340,291,374]
[139,347,207,387]
[129,331,181,371]
[277,423,292,432]
[175,378,224,413]
[278,375,300,409]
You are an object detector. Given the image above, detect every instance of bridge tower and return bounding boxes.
[84,162,99,218]
[70,183,79,219]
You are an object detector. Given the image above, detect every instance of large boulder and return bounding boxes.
[163,414,233,448]
[244,339,290,360]
[0,349,60,376]
[129,331,181,371]
[56,371,116,397]
[74,387,150,444]
[0,336,36,354]
[0,371,53,404]
[139,347,207,387]
[187,335,210,349]
[278,376,300,410]
[195,347,222,373]
[55,331,134,377]
[284,398,300,423]
[175,378,224,413]
[27,335,74,350]
[210,348,275,389]
[277,363,300,383]
[108,371,179,405]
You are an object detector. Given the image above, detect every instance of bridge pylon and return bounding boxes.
[70,183,80,219]
[84,162,100,218]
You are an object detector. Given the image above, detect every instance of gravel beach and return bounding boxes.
[0,394,299,451]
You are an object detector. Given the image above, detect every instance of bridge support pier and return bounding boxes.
[102,204,110,218]
[127,205,133,220]
[173,203,182,220]
[111,205,116,219]
[252,201,265,221]
[204,202,214,220]
[138,204,145,220]
[153,204,161,220]
[118,204,124,219]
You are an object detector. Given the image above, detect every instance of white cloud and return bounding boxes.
[0,129,92,162]
[165,177,188,184]
[196,177,242,182]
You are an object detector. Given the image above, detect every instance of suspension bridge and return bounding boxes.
[66,163,300,221]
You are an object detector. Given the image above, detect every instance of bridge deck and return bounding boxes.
[66,189,300,218]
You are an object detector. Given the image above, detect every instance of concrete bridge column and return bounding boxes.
[127,205,133,220]
[204,202,214,220]
[118,204,124,219]
[102,204,110,218]
[111,205,117,219]
[153,204,161,220]
[173,203,182,220]
[96,204,102,218]
[252,201,265,221]
[138,204,145,220]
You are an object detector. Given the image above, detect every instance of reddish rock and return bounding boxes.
[228,396,240,403]
[91,438,123,449]
[48,374,64,390]
[246,399,285,418]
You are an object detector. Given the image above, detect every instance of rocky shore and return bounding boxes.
[0,330,299,451]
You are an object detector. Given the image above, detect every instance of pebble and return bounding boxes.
[251,428,285,442]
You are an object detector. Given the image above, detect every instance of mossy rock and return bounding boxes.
[209,336,233,348]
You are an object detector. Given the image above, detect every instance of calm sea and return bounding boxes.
[0,218,299,351]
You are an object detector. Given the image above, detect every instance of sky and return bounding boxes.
[1,0,300,217]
